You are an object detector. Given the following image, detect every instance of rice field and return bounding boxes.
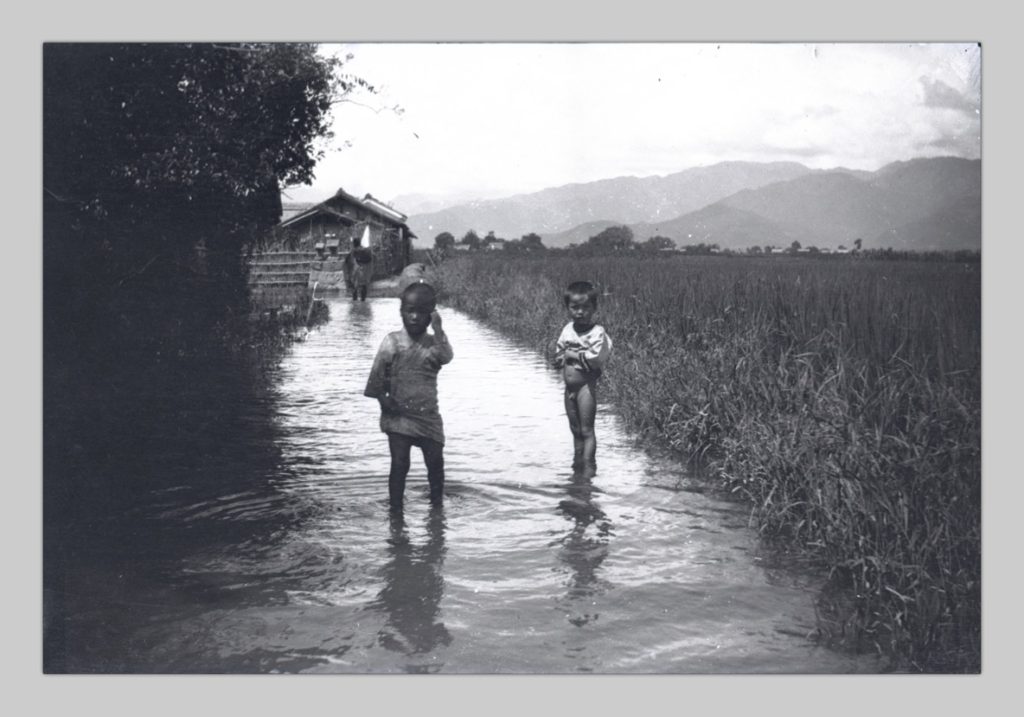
[429,252,981,672]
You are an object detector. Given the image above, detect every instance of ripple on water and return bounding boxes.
[59,297,880,674]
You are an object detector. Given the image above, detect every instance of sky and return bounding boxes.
[280,43,982,210]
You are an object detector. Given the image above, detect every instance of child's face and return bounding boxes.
[566,293,596,328]
[401,295,434,336]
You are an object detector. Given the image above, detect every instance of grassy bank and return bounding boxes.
[430,253,981,672]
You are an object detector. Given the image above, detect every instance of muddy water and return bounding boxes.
[50,296,879,673]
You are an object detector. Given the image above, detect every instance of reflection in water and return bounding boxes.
[557,470,613,628]
[347,298,375,331]
[45,297,882,673]
[44,340,307,672]
[373,508,452,670]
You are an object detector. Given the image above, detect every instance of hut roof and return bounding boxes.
[278,187,417,238]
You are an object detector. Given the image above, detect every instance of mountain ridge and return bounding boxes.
[407,161,816,242]
[410,157,979,252]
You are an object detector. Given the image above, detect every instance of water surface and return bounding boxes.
[47,296,879,673]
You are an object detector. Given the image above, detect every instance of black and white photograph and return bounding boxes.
[42,39,983,677]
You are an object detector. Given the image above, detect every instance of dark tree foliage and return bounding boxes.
[435,231,456,252]
[520,233,545,250]
[42,45,372,674]
[585,225,634,253]
[681,242,720,255]
[640,235,674,251]
[44,43,355,357]
[44,43,347,268]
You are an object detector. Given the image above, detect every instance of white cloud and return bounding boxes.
[282,42,982,207]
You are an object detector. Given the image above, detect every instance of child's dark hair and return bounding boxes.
[564,280,600,308]
[401,281,437,310]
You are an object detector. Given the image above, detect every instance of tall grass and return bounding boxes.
[431,253,981,672]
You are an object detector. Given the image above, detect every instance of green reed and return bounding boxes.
[430,253,981,672]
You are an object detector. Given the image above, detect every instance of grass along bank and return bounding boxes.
[429,253,981,673]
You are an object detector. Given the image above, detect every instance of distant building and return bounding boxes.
[271,187,416,277]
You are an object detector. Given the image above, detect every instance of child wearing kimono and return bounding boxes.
[365,282,453,511]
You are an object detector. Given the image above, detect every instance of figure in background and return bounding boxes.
[349,234,374,301]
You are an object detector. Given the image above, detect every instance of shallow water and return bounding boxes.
[48,296,880,673]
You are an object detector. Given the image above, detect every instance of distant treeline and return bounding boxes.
[429,225,979,263]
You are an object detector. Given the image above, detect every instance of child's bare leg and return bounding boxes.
[387,433,414,511]
[564,388,584,467]
[388,509,407,543]
[420,438,445,505]
[577,382,598,475]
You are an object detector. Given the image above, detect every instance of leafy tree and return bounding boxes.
[43,45,371,665]
[587,225,634,253]
[681,242,720,255]
[854,238,863,251]
[45,44,353,255]
[520,232,545,251]
[44,42,369,355]
[747,245,763,255]
[642,235,675,251]
[435,231,456,252]
[460,230,481,251]
[789,240,802,253]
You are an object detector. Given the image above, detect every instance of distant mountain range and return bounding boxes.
[405,157,981,252]
[390,189,522,215]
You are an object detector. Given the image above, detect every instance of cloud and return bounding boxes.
[802,104,840,118]
[926,134,981,157]
[292,44,983,203]
[920,76,977,115]
[760,144,831,158]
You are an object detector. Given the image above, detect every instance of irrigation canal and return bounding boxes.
[48,295,881,673]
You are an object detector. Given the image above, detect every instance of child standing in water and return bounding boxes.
[553,281,612,477]
[365,283,453,511]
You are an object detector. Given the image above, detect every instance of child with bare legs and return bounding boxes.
[552,281,612,478]
[365,283,453,511]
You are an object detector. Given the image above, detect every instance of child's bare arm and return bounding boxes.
[365,335,396,403]
[553,333,570,368]
[560,344,584,367]
[431,311,454,364]
[577,330,611,372]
